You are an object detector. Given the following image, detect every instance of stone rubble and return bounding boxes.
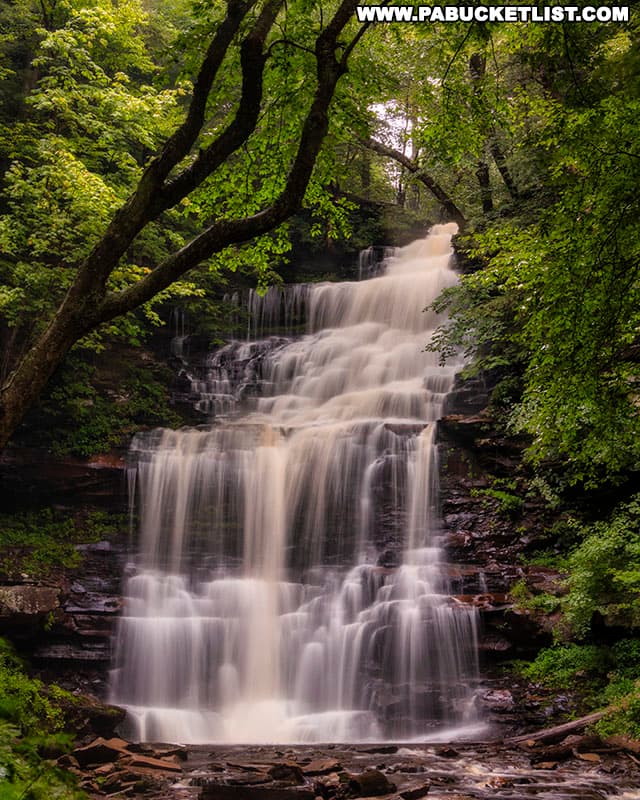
[57,737,640,800]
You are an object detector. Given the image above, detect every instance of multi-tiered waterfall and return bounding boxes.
[110,223,481,744]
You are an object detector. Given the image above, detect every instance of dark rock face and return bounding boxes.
[32,537,128,695]
[0,449,127,512]
[435,409,571,735]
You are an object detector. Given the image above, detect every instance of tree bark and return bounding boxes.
[476,159,494,213]
[490,140,519,200]
[0,0,363,449]
[504,710,609,746]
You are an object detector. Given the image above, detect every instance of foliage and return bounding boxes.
[0,639,85,799]
[520,638,640,739]
[471,485,524,518]
[0,508,123,579]
[20,351,183,457]
[520,643,612,690]
[0,0,200,365]
[565,494,640,636]
[509,580,561,616]
[426,16,640,489]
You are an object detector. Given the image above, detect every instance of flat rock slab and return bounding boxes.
[201,787,315,800]
[73,736,132,766]
[123,754,183,772]
[303,758,343,775]
[0,585,59,617]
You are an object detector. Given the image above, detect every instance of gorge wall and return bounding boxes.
[0,236,571,742]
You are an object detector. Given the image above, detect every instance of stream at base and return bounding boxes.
[110,223,485,744]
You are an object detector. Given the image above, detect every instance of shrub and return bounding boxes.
[565,495,640,635]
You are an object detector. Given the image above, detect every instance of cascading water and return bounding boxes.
[110,222,482,744]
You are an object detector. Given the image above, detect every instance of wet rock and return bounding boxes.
[435,747,459,759]
[576,752,601,763]
[123,754,183,773]
[94,762,116,776]
[313,771,348,796]
[530,744,573,764]
[605,735,640,754]
[561,734,604,752]
[200,786,315,800]
[72,736,132,766]
[227,773,273,785]
[64,594,121,614]
[33,641,111,662]
[267,763,306,785]
[480,689,515,712]
[57,754,80,769]
[399,784,431,799]
[227,761,272,772]
[154,745,189,761]
[478,633,513,654]
[0,584,60,628]
[376,549,401,569]
[53,691,126,738]
[303,759,343,775]
[348,770,396,796]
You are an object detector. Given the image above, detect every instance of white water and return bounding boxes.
[110,223,481,744]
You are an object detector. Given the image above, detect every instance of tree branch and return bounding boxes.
[153,0,286,213]
[97,0,361,322]
[66,0,260,295]
[365,138,467,228]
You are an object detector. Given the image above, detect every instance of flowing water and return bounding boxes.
[110,223,482,744]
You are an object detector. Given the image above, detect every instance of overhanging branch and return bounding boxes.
[98,0,364,322]
[365,138,467,228]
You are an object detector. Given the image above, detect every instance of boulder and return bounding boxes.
[0,584,60,629]
[303,758,342,776]
[348,770,396,797]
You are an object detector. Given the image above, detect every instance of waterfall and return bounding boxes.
[110,223,481,744]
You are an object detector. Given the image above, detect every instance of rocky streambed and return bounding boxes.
[62,737,640,800]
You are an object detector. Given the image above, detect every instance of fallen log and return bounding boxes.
[504,710,608,746]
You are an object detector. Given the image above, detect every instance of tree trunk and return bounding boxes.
[490,140,519,200]
[504,710,609,746]
[0,0,363,450]
[476,159,493,214]
[0,292,100,447]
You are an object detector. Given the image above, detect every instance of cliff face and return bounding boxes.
[0,376,573,739]
[436,375,572,733]
[0,451,128,696]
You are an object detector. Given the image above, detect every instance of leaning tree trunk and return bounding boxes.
[0,0,364,450]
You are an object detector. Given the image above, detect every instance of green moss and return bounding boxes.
[471,485,524,518]
[510,579,562,615]
[0,509,124,580]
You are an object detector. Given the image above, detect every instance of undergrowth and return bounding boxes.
[0,509,124,579]
[0,638,85,799]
